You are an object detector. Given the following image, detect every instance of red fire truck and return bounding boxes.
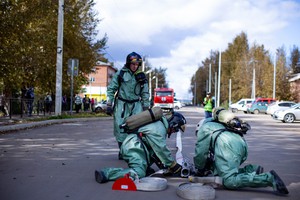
[153,88,174,111]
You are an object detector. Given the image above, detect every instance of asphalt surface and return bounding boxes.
[0,107,299,200]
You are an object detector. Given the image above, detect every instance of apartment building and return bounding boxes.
[81,61,117,102]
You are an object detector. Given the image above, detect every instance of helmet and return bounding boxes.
[213,107,251,133]
[212,107,226,121]
[126,52,142,67]
[213,107,235,124]
[168,112,187,133]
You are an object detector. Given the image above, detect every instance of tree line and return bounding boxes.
[190,32,300,106]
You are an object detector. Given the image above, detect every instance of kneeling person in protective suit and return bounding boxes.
[193,107,289,195]
[95,112,187,183]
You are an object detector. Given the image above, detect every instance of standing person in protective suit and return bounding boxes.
[95,112,186,183]
[106,52,150,160]
[193,107,289,195]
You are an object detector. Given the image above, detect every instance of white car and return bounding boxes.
[174,100,182,110]
[94,100,107,113]
[266,101,296,116]
[229,98,254,113]
[273,103,300,123]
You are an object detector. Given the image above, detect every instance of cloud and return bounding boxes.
[95,0,300,99]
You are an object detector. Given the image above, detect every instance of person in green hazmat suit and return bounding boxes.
[94,112,186,183]
[106,52,150,159]
[193,107,289,195]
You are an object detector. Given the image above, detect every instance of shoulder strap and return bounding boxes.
[209,129,227,154]
[118,69,125,86]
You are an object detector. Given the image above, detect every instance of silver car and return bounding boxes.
[266,101,296,116]
[94,100,107,113]
[273,103,300,123]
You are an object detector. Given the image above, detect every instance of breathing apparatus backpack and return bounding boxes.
[119,106,163,132]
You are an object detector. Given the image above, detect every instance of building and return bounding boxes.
[81,61,117,102]
[289,73,300,102]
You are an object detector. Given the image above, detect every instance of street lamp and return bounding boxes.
[152,75,158,88]
[249,59,257,99]
[145,69,153,100]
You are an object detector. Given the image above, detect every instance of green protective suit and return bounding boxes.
[194,118,274,189]
[107,67,150,143]
[100,117,175,181]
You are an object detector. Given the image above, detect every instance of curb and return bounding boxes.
[0,117,112,134]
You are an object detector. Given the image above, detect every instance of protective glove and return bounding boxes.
[106,102,113,116]
[143,106,148,111]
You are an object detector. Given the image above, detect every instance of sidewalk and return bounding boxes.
[0,115,112,133]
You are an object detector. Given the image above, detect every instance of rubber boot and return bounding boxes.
[270,170,289,195]
[95,170,108,184]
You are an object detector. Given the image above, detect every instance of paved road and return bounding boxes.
[0,107,299,200]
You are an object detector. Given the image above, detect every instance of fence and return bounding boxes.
[0,98,71,119]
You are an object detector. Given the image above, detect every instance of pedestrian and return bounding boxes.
[193,107,289,195]
[203,92,214,118]
[0,94,9,116]
[21,82,27,114]
[83,95,90,111]
[44,93,52,114]
[106,52,150,160]
[74,94,82,113]
[25,85,34,117]
[62,94,67,111]
[91,98,95,111]
[95,111,186,183]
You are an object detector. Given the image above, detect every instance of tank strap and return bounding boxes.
[118,96,140,103]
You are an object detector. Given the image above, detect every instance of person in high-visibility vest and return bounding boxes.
[203,92,214,118]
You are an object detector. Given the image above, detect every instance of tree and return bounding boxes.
[0,0,107,98]
[190,31,299,106]
[290,45,300,74]
[275,47,291,100]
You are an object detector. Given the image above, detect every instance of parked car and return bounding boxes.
[246,97,276,114]
[174,100,182,110]
[273,103,300,123]
[229,98,254,113]
[266,101,296,116]
[94,100,107,113]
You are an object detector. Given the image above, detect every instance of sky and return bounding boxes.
[94,0,300,100]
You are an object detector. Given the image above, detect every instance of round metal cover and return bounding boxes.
[135,177,168,191]
[176,182,215,200]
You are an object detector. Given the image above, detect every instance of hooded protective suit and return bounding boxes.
[100,116,175,181]
[107,66,150,144]
[194,117,275,190]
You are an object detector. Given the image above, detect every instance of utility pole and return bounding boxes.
[217,50,222,107]
[209,63,211,93]
[194,81,196,106]
[55,0,64,116]
[251,61,256,99]
[273,53,276,99]
[229,79,232,105]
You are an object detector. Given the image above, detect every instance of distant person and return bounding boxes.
[44,93,52,114]
[106,52,150,160]
[91,98,95,111]
[203,92,214,118]
[21,82,27,114]
[62,94,67,111]
[0,94,8,116]
[83,95,90,111]
[25,86,34,117]
[74,94,82,113]
[193,107,289,195]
